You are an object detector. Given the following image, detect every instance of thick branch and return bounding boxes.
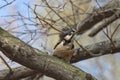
[0,27,96,80]
[71,38,120,63]
[89,10,120,37]
[77,9,117,34]
[0,66,37,80]
[77,0,120,34]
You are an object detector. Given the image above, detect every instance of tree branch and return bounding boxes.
[89,10,120,37]
[0,27,96,80]
[76,0,120,35]
[71,38,120,63]
[0,0,16,9]
[77,9,117,34]
[0,55,12,73]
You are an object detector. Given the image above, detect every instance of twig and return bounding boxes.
[74,38,102,57]
[0,0,16,9]
[111,24,120,38]
[0,55,12,73]
[103,29,116,51]
[42,0,72,28]
[69,0,77,26]
[33,4,64,34]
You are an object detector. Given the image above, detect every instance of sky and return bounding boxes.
[0,0,117,80]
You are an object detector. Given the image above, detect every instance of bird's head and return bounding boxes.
[64,31,75,41]
[59,27,76,41]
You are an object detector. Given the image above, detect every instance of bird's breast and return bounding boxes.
[55,41,64,49]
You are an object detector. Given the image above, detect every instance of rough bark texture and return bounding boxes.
[0,27,97,80]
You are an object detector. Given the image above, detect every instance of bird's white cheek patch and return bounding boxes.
[64,35,72,40]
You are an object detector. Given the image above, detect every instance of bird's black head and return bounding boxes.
[59,27,75,41]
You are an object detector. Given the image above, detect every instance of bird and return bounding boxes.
[53,29,75,62]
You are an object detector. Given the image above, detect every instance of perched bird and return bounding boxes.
[53,28,75,62]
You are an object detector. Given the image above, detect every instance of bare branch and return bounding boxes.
[71,37,120,63]
[69,0,77,26]
[76,0,120,35]
[77,9,117,34]
[111,24,120,38]
[0,55,12,73]
[31,4,64,34]
[42,0,72,28]
[89,10,120,37]
[74,38,102,57]
[0,0,16,9]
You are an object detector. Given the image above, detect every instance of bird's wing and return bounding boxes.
[54,41,61,49]
[71,44,74,49]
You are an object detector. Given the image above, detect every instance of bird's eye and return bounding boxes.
[68,33,71,35]
[67,32,73,35]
